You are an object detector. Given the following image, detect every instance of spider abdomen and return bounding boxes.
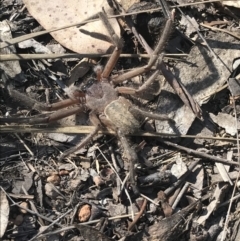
[104,97,141,134]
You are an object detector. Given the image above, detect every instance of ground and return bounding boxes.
[0,0,240,241]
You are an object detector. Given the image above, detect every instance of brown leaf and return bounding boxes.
[47,174,61,185]
[78,204,91,222]
[22,0,120,54]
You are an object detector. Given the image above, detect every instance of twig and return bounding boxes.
[172,182,190,210]
[3,122,34,156]
[22,186,45,226]
[140,193,159,206]
[128,198,148,231]
[201,23,240,41]
[164,159,200,196]
[160,140,239,167]
[29,209,72,241]
[0,53,187,61]
[97,147,135,220]
[0,187,64,228]
[8,193,34,199]
[0,125,238,142]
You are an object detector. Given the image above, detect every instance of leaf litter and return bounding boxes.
[0,0,240,241]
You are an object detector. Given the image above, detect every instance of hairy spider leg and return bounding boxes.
[111,0,173,84]
[57,12,124,160]
[59,111,101,161]
[117,129,139,195]
[98,11,123,79]
[2,72,86,124]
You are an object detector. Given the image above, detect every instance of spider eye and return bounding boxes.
[81,78,97,92]
[81,85,87,92]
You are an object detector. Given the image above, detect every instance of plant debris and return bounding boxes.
[0,1,240,241]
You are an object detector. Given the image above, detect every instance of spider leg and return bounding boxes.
[98,12,123,79]
[2,87,84,124]
[117,130,139,195]
[129,106,173,122]
[59,111,101,160]
[9,87,81,111]
[113,0,202,118]
[116,63,161,95]
[0,106,84,125]
[112,0,173,84]
[2,71,84,113]
[1,72,87,124]
[137,3,202,119]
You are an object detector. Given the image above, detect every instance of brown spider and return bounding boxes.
[2,0,185,193]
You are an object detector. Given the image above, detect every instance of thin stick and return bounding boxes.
[97,147,135,220]
[4,122,34,156]
[0,125,238,142]
[160,140,239,167]
[0,187,64,228]
[28,209,72,241]
[201,23,240,41]
[128,198,147,231]
[0,53,187,61]
[140,193,159,206]
[171,182,190,210]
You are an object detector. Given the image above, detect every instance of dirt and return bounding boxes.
[0,0,240,241]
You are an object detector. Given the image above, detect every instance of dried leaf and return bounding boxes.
[45,183,62,199]
[156,32,240,135]
[0,20,25,81]
[197,183,228,224]
[0,190,9,238]
[18,38,52,53]
[171,154,188,178]
[119,0,140,11]
[22,0,120,54]
[187,164,204,199]
[59,163,75,171]
[215,162,233,185]
[157,191,173,217]
[67,58,92,86]
[210,112,238,136]
[47,174,61,185]
[69,176,82,190]
[222,1,240,8]
[229,77,240,97]
[19,201,29,214]
[179,15,199,37]
[12,171,34,194]
[78,204,91,222]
